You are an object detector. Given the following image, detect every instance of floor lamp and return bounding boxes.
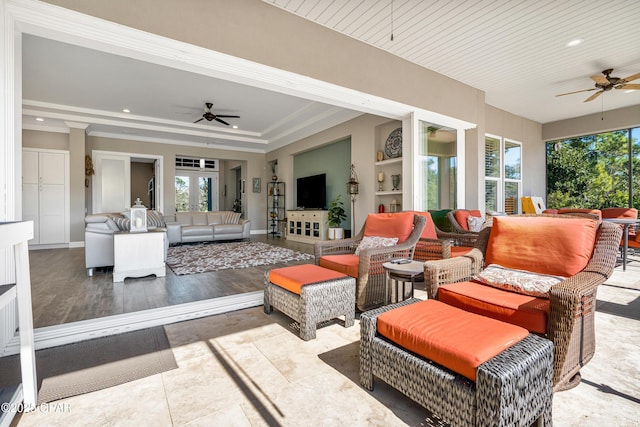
[347,164,359,235]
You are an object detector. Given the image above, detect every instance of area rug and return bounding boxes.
[0,327,177,404]
[166,241,314,275]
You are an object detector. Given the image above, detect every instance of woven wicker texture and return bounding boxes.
[360,299,553,427]
[264,269,355,340]
[423,215,622,391]
[314,214,426,311]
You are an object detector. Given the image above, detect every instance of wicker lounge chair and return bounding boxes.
[423,215,622,391]
[410,211,478,266]
[314,212,426,311]
[447,209,483,235]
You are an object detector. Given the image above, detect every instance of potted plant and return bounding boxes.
[327,194,347,240]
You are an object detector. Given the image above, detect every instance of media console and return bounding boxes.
[286,210,328,243]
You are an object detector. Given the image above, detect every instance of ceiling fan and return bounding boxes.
[193,102,240,125]
[556,69,640,102]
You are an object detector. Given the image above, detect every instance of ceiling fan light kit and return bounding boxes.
[193,102,240,125]
[556,68,640,102]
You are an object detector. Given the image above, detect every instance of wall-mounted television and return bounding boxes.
[296,173,326,209]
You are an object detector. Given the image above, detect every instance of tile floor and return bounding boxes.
[11,259,640,426]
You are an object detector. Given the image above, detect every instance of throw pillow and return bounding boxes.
[354,236,399,256]
[474,264,565,298]
[112,216,130,231]
[147,210,166,227]
[467,216,485,232]
[223,211,242,224]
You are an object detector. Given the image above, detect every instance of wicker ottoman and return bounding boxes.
[360,299,553,427]
[264,264,356,340]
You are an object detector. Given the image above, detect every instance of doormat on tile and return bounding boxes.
[0,327,177,404]
[166,241,313,275]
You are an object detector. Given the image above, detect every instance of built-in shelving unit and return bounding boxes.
[267,181,286,238]
[375,121,403,212]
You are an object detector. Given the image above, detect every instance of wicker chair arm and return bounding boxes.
[423,253,477,299]
[314,237,361,263]
[414,237,451,261]
[435,230,478,248]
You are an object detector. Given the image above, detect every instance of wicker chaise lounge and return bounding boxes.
[424,215,622,391]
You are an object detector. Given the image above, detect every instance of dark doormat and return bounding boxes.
[0,326,177,404]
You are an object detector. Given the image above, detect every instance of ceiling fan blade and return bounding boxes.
[556,88,598,97]
[584,91,603,102]
[215,117,230,126]
[215,115,240,118]
[622,72,640,82]
[591,74,609,85]
[193,117,204,124]
[618,83,640,90]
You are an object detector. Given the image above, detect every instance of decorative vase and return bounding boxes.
[377,151,384,162]
[392,174,400,191]
[378,204,385,213]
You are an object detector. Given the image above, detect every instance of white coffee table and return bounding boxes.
[113,229,166,282]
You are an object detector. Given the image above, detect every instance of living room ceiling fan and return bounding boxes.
[193,102,240,125]
[556,68,640,102]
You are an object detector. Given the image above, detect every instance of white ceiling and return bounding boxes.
[266,0,640,124]
[22,0,640,151]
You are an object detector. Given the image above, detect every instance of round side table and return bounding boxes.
[382,260,424,304]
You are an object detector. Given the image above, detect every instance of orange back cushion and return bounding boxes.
[410,211,438,239]
[364,212,415,243]
[486,216,598,277]
[454,210,482,231]
[601,207,638,219]
[557,208,602,219]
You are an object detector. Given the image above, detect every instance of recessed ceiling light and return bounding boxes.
[232,125,238,129]
[35,117,44,122]
[122,108,130,113]
[566,39,583,47]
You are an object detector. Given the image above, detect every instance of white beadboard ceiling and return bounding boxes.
[265,0,640,124]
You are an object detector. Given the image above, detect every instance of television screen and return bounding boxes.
[296,173,326,209]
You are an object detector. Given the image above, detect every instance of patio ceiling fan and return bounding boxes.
[556,68,640,102]
[193,102,240,125]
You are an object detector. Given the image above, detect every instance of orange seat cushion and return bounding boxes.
[451,246,474,257]
[438,281,550,334]
[269,264,348,295]
[318,255,360,278]
[363,212,415,243]
[486,216,597,277]
[454,210,482,231]
[377,300,528,381]
[601,207,638,219]
[410,211,438,240]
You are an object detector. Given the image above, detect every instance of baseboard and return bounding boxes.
[1,291,263,356]
[68,241,85,248]
[251,229,267,234]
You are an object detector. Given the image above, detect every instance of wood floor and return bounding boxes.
[28,235,314,328]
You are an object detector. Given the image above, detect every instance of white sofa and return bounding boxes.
[164,211,250,245]
[84,211,168,276]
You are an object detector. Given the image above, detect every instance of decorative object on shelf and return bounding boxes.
[392,174,401,191]
[377,172,385,191]
[252,177,261,193]
[378,204,385,213]
[327,195,347,240]
[384,127,402,158]
[377,151,384,162]
[390,198,401,212]
[130,198,148,233]
[347,164,359,233]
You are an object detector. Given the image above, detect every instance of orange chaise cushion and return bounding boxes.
[377,299,529,381]
[486,216,598,277]
[438,281,550,334]
[454,210,482,231]
[318,255,360,278]
[269,264,348,295]
[363,212,415,243]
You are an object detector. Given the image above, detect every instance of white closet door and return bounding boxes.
[22,151,40,244]
[93,152,131,213]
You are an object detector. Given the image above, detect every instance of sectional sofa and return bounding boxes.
[164,211,251,244]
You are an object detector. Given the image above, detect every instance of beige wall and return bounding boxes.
[22,129,68,150]
[542,105,640,141]
[486,105,545,202]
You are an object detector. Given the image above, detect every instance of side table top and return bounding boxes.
[383,260,424,275]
